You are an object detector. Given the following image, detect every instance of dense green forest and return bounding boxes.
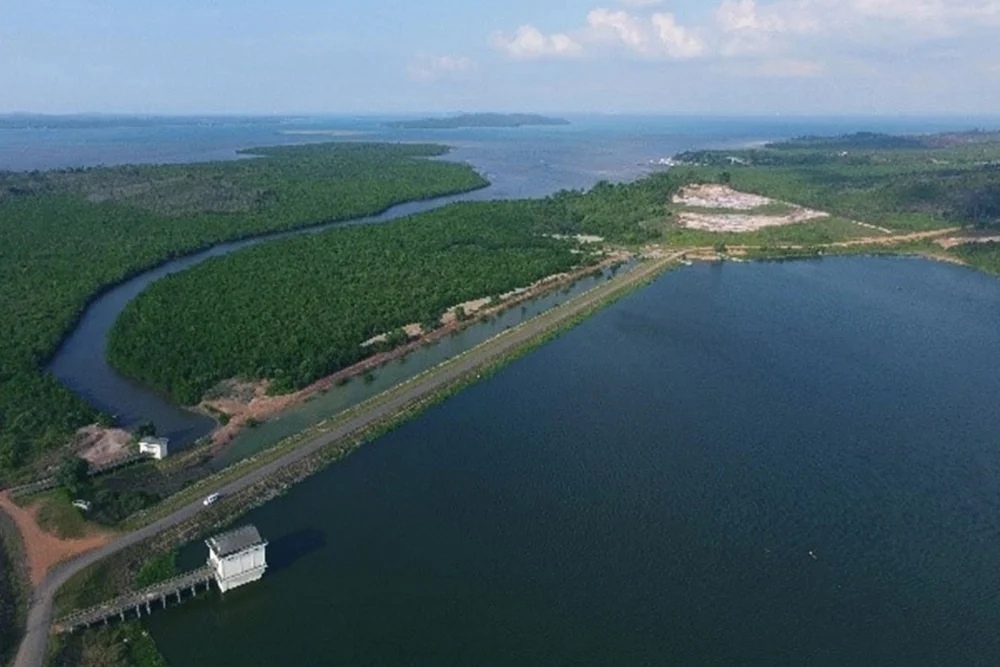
[0,527,23,667]
[0,143,487,475]
[676,132,1000,230]
[107,173,680,403]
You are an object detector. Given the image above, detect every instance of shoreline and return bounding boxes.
[12,250,685,667]
[11,242,994,667]
[194,252,628,451]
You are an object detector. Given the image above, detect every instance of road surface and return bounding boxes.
[11,252,684,667]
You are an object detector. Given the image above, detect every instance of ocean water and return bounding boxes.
[9,113,998,445]
[147,257,1000,667]
[8,115,1000,664]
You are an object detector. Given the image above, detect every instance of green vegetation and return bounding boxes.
[0,142,486,476]
[951,242,1000,276]
[387,113,570,129]
[0,510,27,667]
[674,132,1000,231]
[107,173,680,404]
[134,550,178,588]
[48,622,168,667]
[57,457,90,497]
[33,490,91,539]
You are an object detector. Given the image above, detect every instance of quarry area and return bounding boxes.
[672,184,829,232]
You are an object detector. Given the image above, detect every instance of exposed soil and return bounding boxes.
[75,426,132,468]
[673,184,777,210]
[672,184,829,232]
[936,234,1000,249]
[0,492,112,586]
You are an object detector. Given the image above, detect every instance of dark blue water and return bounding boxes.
[16,114,999,447]
[148,257,1000,667]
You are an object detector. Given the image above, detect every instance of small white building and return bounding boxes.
[138,436,169,460]
[206,525,268,593]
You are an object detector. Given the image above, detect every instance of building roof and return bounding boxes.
[205,525,265,557]
[139,436,169,446]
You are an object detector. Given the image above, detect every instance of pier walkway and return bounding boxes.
[53,566,214,633]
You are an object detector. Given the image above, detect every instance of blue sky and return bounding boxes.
[4,0,1000,114]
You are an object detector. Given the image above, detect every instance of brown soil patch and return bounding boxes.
[76,425,132,468]
[672,184,828,232]
[0,491,112,586]
[935,234,1000,249]
[673,184,776,210]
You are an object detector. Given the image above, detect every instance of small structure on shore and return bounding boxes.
[206,524,268,593]
[138,436,170,460]
[55,524,268,633]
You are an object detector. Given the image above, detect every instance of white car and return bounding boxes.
[202,492,221,506]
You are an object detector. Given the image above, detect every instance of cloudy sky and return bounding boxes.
[4,0,1000,114]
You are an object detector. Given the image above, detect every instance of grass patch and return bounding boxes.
[47,622,168,667]
[134,550,178,589]
[33,490,92,539]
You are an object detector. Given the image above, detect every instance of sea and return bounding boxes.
[5,113,1000,666]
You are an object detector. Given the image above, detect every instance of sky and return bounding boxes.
[3,0,1000,115]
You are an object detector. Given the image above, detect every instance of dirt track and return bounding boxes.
[0,493,112,586]
[10,250,686,667]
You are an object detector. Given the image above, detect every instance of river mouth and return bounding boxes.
[149,256,1000,667]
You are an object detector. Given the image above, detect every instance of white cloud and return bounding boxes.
[587,9,650,50]
[651,12,707,59]
[715,0,818,55]
[489,0,1000,75]
[407,54,476,82]
[492,25,583,60]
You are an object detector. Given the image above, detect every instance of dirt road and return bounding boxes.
[10,251,685,667]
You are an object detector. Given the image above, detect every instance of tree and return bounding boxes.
[57,456,90,497]
[134,420,156,439]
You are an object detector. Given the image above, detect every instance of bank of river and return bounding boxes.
[212,264,630,469]
[148,256,1000,667]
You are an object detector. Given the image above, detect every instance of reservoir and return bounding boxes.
[149,256,1000,666]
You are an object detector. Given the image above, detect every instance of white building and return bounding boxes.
[206,525,268,593]
[138,436,169,460]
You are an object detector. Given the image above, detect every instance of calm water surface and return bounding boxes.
[149,257,1000,667]
[13,114,997,446]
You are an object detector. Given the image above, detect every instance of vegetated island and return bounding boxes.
[5,129,1000,667]
[386,113,570,129]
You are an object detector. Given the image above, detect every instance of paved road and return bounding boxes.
[11,252,684,667]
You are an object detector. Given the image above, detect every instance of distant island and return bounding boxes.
[387,113,570,130]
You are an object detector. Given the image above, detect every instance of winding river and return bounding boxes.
[46,189,493,445]
[38,115,985,449]
[40,120,761,448]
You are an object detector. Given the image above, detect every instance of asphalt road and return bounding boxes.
[11,252,681,667]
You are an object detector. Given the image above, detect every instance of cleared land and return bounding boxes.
[673,184,829,232]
